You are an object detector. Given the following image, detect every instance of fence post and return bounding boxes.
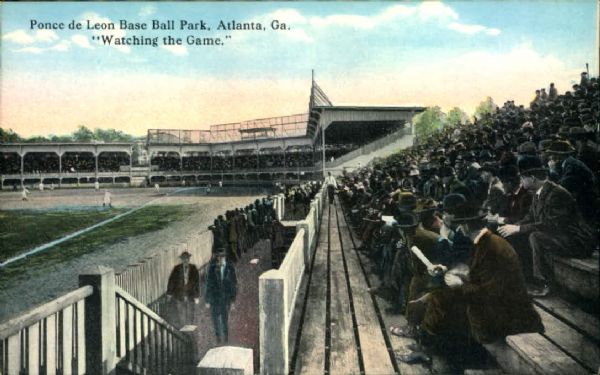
[79,266,117,375]
[259,270,287,375]
[296,222,310,269]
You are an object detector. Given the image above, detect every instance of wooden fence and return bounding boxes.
[259,187,324,375]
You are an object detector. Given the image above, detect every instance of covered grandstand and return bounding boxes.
[0,79,424,189]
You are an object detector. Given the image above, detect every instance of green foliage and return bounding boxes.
[413,106,447,140]
[446,107,469,127]
[474,97,497,126]
[72,125,94,142]
[3,126,138,143]
[0,128,22,143]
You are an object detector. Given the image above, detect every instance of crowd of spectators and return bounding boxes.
[325,143,360,161]
[1,152,131,174]
[151,153,180,172]
[337,72,598,364]
[62,153,95,173]
[0,153,21,174]
[182,155,211,171]
[23,153,59,173]
[283,181,322,220]
[98,152,130,172]
[208,196,278,262]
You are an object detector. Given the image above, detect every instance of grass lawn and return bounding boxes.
[0,205,193,287]
[0,208,125,262]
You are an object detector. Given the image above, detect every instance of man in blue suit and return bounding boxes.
[205,249,237,343]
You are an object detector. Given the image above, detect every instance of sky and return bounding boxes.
[1,1,598,138]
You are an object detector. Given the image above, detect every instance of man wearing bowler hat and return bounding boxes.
[498,155,595,296]
[205,249,237,343]
[166,250,201,327]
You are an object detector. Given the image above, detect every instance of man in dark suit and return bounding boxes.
[498,155,595,296]
[166,251,201,327]
[205,249,237,343]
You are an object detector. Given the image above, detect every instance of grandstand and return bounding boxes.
[0,80,424,189]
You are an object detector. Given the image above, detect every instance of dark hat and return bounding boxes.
[568,127,591,139]
[518,141,537,155]
[452,201,487,224]
[517,155,546,175]
[394,211,419,228]
[546,140,575,155]
[439,166,455,178]
[538,139,553,152]
[397,192,417,211]
[440,193,467,215]
[215,248,227,257]
[179,251,192,260]
[498,165,519,182]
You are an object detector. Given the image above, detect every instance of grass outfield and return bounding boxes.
[0,208,126,262]
[0,205,193,287]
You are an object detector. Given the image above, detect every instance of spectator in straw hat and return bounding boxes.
[167,250,201,328]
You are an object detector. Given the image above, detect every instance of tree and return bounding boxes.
[0,128,22,143]
[474,97,497,126]
[446,107,468,127]
[413,106,447,140]
[72,125,94,142]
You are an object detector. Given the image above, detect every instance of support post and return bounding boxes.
[79,266,117,375]
[259,270,287,375]
[296,221,310,269]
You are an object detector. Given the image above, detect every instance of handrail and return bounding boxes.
[0,285,93,339]
[114,285,191,343]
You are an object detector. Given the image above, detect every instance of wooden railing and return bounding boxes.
[259,186,324,374]
[0,286,92,375]
[115,286,194,375]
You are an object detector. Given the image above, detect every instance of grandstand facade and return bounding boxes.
[0,80,424,189]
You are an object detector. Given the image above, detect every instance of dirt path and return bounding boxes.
[0,192,260,322]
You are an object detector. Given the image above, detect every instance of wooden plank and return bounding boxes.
[463,370,502,375]
[535,306,600,372]
[28,322,40,375]
[76,300,86,375]
[61,306,73,375]
[294,217,329,374]
[507,333,588,375]
[534,297,599,342]
[46,314,56,375]
[337,209,396,375]
[6,333,20,375]
[328,215,360,375]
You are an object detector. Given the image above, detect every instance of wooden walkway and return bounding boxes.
[292,198,397,375]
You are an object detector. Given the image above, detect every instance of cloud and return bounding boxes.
[80,12,129,53]
[161,44,188,56]
[139,5,156,17]
[253,2,496,44]
[71,34,94,49]
[49,40,71,52]
[448,22,501,36]
[320,44,576,115]
[3,29,59,45]
[13,46,45,54]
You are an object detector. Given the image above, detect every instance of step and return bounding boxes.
[484,333,590,375]
[463,369,503,375]
[534,297,599,343]
[552,253,599,302]
[534,306,600,372]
